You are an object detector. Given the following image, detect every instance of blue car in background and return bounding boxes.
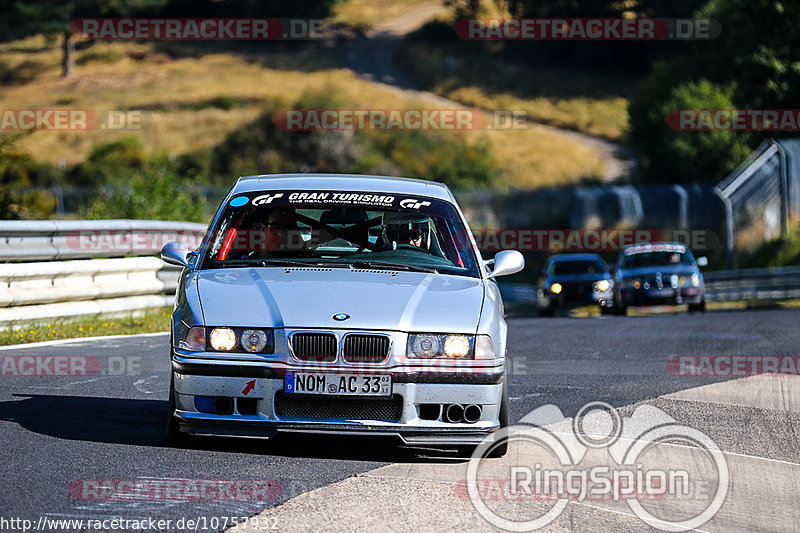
[612,242,707,315]
[537,253,615,316]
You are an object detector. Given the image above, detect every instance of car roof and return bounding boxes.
[622,242,688,253]
[231,173,454,202]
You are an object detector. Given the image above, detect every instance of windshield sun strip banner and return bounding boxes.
[226,190,439,211]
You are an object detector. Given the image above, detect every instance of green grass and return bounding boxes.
[0,307,171,346]
[0,33,606,191]
[396,31,635,141]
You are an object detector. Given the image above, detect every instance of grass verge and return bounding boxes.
[396,35,634,141]
[0,307,171,346]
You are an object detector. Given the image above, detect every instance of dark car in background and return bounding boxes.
[537,253,615,315]
[613,242,707,315]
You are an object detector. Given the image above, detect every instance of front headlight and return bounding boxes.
[206,327,274,353]
[408,333,476,359]
[241,329,268,353]
[691,273,700,287]
[594,279,611,292]
[550,282,563,294]
[209,327,237,351]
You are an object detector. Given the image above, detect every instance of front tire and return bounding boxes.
[688,299,706,312]
[488,381,510,457]
[166,372,189,445]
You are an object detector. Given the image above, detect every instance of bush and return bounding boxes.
[210,89,498,189]
[741,228,800,268]
[80,161,211,222]
[629,78,751,183]
[69,137,147,185]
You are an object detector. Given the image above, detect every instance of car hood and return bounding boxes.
[195,267,485,333]
[617,266,698,278]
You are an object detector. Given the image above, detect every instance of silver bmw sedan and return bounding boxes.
[161,173,524,455]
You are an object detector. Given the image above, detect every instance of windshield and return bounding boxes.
[200,189,480,277]
[620,250,694,269]
[551,259,606,276]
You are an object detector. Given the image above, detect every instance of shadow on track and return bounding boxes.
[0,393,469,463]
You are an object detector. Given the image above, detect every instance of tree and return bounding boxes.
[0,0,339,79]
[3,0,168,78]
[628,0,800,182]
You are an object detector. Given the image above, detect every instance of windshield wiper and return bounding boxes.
[351,261,438,274]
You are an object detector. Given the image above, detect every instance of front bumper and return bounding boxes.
[618,286,704,306]
[541,288,614,309]
[171,353,505,445]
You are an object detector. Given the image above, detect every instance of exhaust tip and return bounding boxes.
[463,404,482,423]
[445,403,464,423]
[212,396,234,415]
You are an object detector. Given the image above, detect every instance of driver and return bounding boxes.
[383,212,432,250]
[246,208,305,253]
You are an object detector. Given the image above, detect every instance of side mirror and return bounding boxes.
[487,250,525,278]
[696,256,708,267]
[161,241,193,268]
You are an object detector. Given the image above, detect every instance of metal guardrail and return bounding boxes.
[0,219,798,326]
[703,266,800,302]
[0,219,206,261]
[0,220,207,326]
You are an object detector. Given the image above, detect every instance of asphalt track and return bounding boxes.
[1,308,799,531]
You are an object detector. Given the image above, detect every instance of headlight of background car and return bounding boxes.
[176,326,274,354]
[691,273,700,286]
[407,334,490,359]
[549,282,563,294]
[594,279,611,292]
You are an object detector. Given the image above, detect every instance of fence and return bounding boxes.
[715,138,800,268]
[454,184,723,232]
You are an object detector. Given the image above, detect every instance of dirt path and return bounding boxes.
[343,1,636,183]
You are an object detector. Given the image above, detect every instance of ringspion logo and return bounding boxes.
[466,402,728,530]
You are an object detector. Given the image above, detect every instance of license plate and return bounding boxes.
[284,373,391,397]
[648,288,674,297]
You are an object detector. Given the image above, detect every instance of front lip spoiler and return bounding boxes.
[172,358,505,385]
[175,415,496,445]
